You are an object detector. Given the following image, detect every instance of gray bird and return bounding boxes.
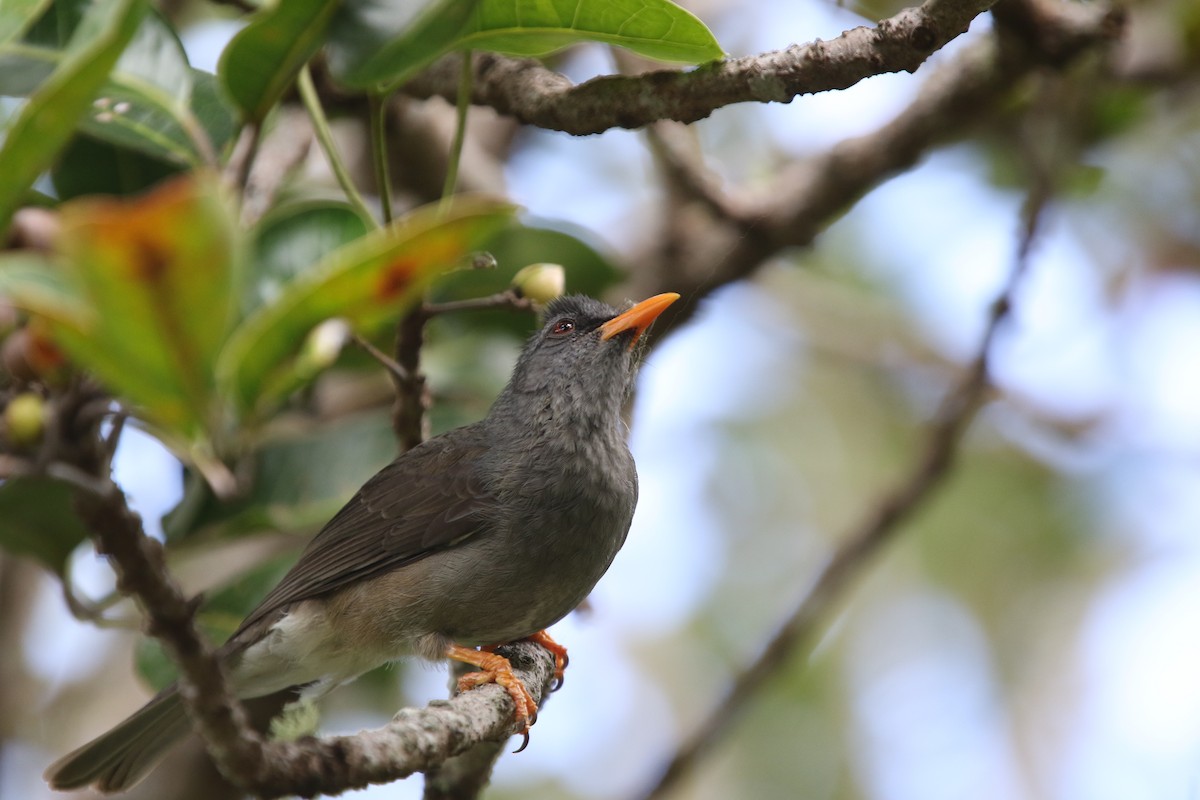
[45,292,680,793]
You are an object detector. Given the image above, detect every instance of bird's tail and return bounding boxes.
[44,684,191,793]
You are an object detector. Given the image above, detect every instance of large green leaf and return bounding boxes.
[0,477,89,575]
[218,197,514,418]
[457,0,723,64]
[0,0,53,45]
[0,9,232,168]
[327,0,481,89]
[51,133,181,199]
[218,0,342,122]
[0,0,144,233]
[332,0,721,90]
[246,200,371,316]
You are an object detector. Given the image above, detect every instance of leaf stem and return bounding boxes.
[439,50,474,216]
[368,92,394,224]
[298,65,378,228]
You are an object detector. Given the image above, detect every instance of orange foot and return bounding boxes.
[447,644,539,750]
[524,630,569,690]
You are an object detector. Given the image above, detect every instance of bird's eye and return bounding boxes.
[550,319,575,336]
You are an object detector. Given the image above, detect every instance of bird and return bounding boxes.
[45,291,680,793]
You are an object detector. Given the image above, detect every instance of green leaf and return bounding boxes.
[0,251,89,322]
[0,477,89,575]
[218,196,515,418]
[164,411,397,541]
[51,133,181,199]
[45,174,240,440]
[190,68,238,156]
[0,9,230,167]
[0,0,53,45]
[0,0,144,233]
[327,0,482,89]
[218,0,342,123]
[247,200,371,316]
[457,0,723,64]
[20,0,88,49]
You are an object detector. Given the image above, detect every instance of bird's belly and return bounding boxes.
[427,493,633,645]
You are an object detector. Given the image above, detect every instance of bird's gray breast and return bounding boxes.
[427,431,637,645]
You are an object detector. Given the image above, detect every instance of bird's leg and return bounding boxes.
[523,630,569,690]
[446,644,539,743]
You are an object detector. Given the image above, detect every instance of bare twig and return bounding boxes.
[224,123,262,192]
[353,333,412,383]
[637,183,1052,800]
[391,307,430,452]
[405,0,998,135]
[643,123,749,225]
[424,289,535,317]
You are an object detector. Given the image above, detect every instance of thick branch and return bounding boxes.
[406,0,999,135]
[629,0,1123,329]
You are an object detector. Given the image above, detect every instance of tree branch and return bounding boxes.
[636,155,1053,800]
[406,0,999,135]
[627,0,1123,329]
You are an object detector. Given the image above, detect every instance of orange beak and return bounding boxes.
[599,293,681,349]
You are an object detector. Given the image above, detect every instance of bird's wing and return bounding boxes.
[231,427,498,638]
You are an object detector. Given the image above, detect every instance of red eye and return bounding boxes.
[551,319,575,335]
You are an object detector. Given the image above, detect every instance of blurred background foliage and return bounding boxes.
[2,0,1200,799]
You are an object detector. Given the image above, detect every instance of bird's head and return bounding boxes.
[494,293,680,428]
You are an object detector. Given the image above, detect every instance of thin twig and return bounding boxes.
[353,333,411,383]
[424,289,535,317]
[438,49,474,216]
[299,65,379,228]
[368,93,395,224]
[224,123,262,192]
[637,188,1051,800]
[101,409,126,476]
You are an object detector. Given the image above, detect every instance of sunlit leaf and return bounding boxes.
[0,477,89,575]
[457,0,723,64]
[0,0,144,233]
[218,197,516,417]
[218,0,342,122]
[327,0,481,89]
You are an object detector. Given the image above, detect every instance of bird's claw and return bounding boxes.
[524,630,569,691]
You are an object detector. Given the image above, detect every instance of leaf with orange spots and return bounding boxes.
[217,197,515,418]
[0,174,240,440]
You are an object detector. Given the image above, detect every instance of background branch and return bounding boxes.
[636,158,1053,800]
